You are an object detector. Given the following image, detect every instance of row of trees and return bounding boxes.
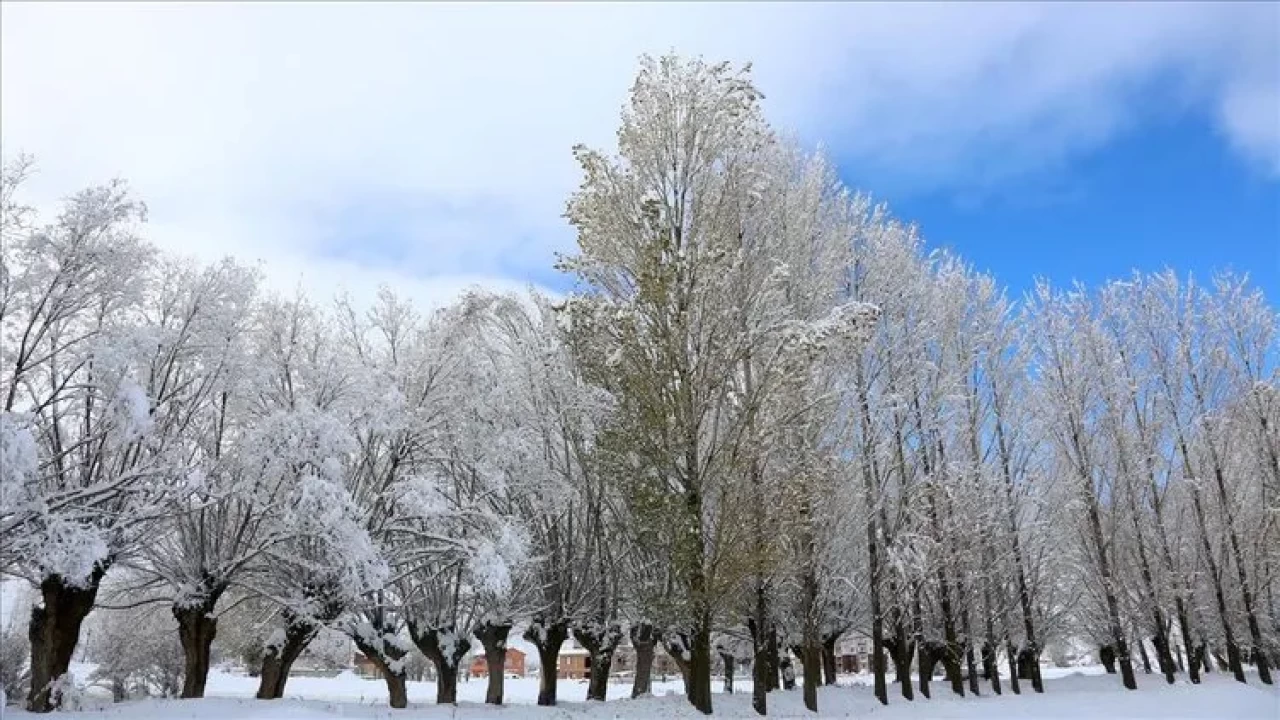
[2,54,1276,715]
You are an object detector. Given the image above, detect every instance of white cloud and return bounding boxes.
[2,2,1275,306]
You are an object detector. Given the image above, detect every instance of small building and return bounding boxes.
[468,647,527,678]
[557,641,591,679]
[835,636,872,674]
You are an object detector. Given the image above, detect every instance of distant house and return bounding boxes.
[557,640,591,679]
[554,636,683,681]
[835,636,872,674]
[468,647,527,678]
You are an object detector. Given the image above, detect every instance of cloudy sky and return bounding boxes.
[3,2,1277,307]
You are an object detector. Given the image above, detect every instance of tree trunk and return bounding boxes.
[917,641,936,699]
[409,624,471,705]
[747,616,769,714]
[995,402,1044,693]
[821,632,838,686]
[630,623,657,699]
[766,626,781,692]
[1188,484,1247,683]
[350,634,408,709]
[965,640,980,696]
[1006,640,1021,694]
[780,655,796,690]
[857,373,888,707]
[574,621,621,701]
[890,622,914,700]
[173,579,227,699]
[689,626,715,714]
[524,617,567,706]
[27,570,105,713]
[801,639,820,712]
[982,641,1002,695]
[1136,636,1152,674]
[1073,424,1137,691]
[925,472,965,698]
[256,617,318,699]
[475,619,511,705]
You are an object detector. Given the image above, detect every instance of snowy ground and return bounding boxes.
[6,665,1277,719]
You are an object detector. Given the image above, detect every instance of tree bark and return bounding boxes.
[856,372,888,706]
[890,621,914,700]
[747,617,769,714]
[573,621,621,701]
[173,578,227,699]
[766,626,781,692]
[801,639,820,712]
[474,619,512,705]
[720,651,734,694]
[524,616,567,706]
[349,632,408,709]
[409,623,471,705]
[1006,639,1021,694]
[1100,645,1117,674]
[257,616,319,699]
[779,655,796,690]
[820,632,839,686]
[982,641,1002,695]
[26,570,105,713]
[994,398,1043,693]
[1071,424,1136,691]
[630,623,657,699]
[918,641,937,699]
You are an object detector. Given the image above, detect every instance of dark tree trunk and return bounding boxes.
[1100,645,1117,674]
[27,569,106,713]
[524,617,567,706]
[965,641,980,696]
[475,619,512,705]
[1006,640,1021,694]
[1017,647,1038,681]
[918,641,938,699]
[409,623,471,705]
[890,622,914,700]
[857,374,887,707]
[1136,636,1152,674]
[821,632,839,686]
[257,584,343,700]
[350,633,408,709]
[1073,424,1136,691]
[925,476,965,698]
[689,626,713,714]
[257,617,318,699]
[174,579,227,699]
[912,593,929,699]
[666,627,712,714]
[574,621,622,701]
[766,626,781,692]
[994,397,1044,695]
[630,623,657,699]
[982,641,1002,695]
[747,616,769,714]
[801,638,820,712]
[779,655,796,690]
[720,651,734,694]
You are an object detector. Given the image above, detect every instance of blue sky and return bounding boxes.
[3,3,1277,309]
[879,113,1280,302]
